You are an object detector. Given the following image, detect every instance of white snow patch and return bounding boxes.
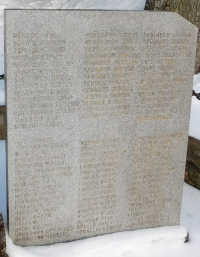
[6,226,187,257]
[189,73,200,140]
[0,86,5,105]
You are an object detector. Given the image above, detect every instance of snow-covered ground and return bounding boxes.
[189,73,200,140]
[0,0,200,256]
[4,223,193,257]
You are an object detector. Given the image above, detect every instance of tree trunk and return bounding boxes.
[0,106,6,141]
[0,213,9,257]
[145,0,200,73]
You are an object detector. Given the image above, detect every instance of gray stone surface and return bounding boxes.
[5,10,197,246]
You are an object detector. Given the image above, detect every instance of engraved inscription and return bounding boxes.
[6,10,196,246]
[127,134,183,228]
[12,32,79,130]
[83,33,137,118]
[77,138,126,235]
[136,31,192,121]
[13,138,74,244]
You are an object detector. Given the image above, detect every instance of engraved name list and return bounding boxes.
[5,10,197,246]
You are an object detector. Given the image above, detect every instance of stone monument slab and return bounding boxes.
[5,10,197,246]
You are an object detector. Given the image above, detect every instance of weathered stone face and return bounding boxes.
[5,10,197,246]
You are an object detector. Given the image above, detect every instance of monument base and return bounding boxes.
[6,225,188,256]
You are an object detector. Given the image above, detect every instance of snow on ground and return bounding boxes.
[189,73,200,140]
[5,225,189,257]
[0,82,4,105]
